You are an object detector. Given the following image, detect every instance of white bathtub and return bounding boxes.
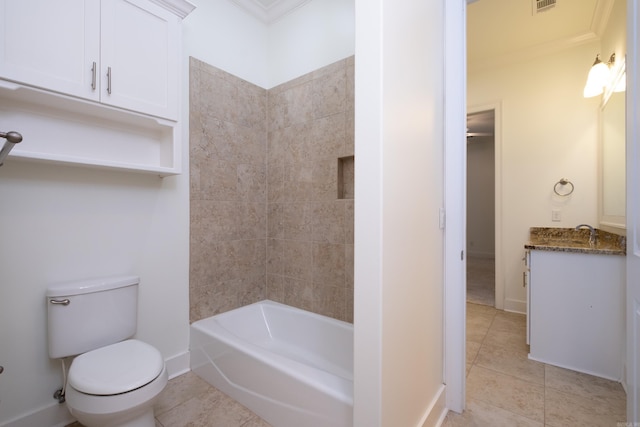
[189,300,353,427]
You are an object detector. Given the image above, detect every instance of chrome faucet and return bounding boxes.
[575,224,597,245]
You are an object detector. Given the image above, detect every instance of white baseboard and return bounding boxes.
[166,350,190,379]
[419,384,447,427]
[0,401,73,427]
[503,298,526,314]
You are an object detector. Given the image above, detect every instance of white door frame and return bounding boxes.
[444,0,468,413]
[627,0,640,421]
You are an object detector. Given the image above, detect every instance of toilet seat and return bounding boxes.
[69,339,164,396]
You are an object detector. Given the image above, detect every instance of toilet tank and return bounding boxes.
[47,275,139,359]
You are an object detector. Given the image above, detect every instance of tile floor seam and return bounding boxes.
[473,360,545,387]
[478,315,497,346]
[471,362,544,389]
[467,343,481,368]
[468,395,543,426]
[467,359,546,423]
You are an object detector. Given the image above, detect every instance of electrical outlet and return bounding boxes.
[552,210,561,222]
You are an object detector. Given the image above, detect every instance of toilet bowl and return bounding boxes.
[65,339,168,427]
[46,276,168,427]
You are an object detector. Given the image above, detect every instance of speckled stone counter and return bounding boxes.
[524,227,626,255]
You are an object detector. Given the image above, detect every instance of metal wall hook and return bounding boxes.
[0,130,23,166]
[0,131,22,144]
[553,178,574,196]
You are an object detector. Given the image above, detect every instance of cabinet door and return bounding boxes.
[0,0,100,100]
[100,0,179,120]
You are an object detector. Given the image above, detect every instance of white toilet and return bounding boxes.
[47,275,168,427]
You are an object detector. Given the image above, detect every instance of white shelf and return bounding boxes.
[0,80,180,177]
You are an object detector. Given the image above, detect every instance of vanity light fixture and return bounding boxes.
[583,53,616,98]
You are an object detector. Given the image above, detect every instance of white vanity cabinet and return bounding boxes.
[0,0,180,120]
[527,249,625,380]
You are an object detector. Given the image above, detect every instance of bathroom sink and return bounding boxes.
[525,227,626,255]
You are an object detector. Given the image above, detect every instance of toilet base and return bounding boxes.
[70,406,156,427]
[66,365,167,427]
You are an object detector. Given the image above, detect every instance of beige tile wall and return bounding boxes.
[189,57,268,323]
[266,57,354,322]
[189,56,354,323]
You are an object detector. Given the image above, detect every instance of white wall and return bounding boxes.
[183,0,355,90]
[0,127,190,425]
[468,42,601,312]
[354,0,447,425]
[601,0,626,65]
[268,0,355,88]
[183,0,269,88]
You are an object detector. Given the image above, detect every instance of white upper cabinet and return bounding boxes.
[0,0,194,175]
[100,0,179,119]
[0,0,101,102]
[0,0,181,120]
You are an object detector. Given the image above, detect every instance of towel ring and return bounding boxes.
[553,178,574,196]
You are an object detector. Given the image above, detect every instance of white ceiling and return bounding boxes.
[228,0,311,23]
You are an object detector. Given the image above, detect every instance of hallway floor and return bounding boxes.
[67,303,626,427]
[445,302,627,426]
[467,255,495,307]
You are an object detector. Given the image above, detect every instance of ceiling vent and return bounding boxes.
[533,0,556,14]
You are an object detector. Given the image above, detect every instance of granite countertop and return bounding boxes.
[524,227,626,255]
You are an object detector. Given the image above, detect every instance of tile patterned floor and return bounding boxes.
[445,302,627,427]
[65,371,272,427]
[67,302,626,427]
[467,256,495,307]
[152,373,271,427]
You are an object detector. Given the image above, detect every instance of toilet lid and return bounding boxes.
[68,339,164,396]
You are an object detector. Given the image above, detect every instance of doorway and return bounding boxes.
[466,108,496,306]
[465,104,503,309]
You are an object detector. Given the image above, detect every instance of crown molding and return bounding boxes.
[228,0,312,23]
[148,0,196,19]
[591,0,615,38]
[468,31,600,73]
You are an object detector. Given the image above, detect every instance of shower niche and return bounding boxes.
[338,155,354,200]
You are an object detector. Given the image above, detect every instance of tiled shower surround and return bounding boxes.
[189,56,354,323]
